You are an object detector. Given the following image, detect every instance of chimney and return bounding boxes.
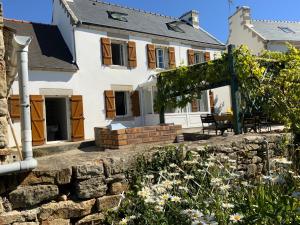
[180,10,199,29]
[235,6,251,25]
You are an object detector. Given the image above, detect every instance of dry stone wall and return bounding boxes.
[0,4,8,151]
[0,133,288,224]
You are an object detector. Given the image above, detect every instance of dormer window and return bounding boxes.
[278,26,295,33]
[167,21,185,33]
[107,11,128,22]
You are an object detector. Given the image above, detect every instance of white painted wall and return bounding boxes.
[52,0,75,60]
[7,3,231,147]
[228,8,266,55]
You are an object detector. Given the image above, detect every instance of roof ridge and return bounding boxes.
[88,0,179,20]
[4,18,56,27]
[252,19,300,24]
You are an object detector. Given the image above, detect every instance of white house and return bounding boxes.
[228,6,300,54]
[6,0,231,147]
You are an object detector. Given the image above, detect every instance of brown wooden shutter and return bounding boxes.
[30,95,45,146]
[70,95,85,142]
[168,47,176,69]
[209,90,215,113]
[204,52,211,62]
[187,49,195,65]
[131,91,140,117]
[128,41,137,68]
[191,99,198,112]
[9,95,20,119]
[104,90,116,119]
[101,37,112,65]
[147,44,156,69]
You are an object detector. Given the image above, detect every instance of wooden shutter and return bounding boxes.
[168,47,176,69]
[128,41,137,68]
[9,95,20,119]
[104,90,116,119]
[204,52,211,62]
[209,90,215,113]
[131,91,140,117]
[30,95,45,146]
[70,95,85,142]
[187,49,195,65]
[147,44,156,69]
[191,99,198,112]
[101,37,112,65]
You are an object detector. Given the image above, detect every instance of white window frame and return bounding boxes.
[194,51,205,64]
[155,46,169,69]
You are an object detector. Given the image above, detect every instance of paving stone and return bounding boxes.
[38,199,96,221]
[9,185,59,209]
[75,176,107,199]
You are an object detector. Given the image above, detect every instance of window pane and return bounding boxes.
[115,92,127,116]
[112,43,124,66]
[156,48,164,68]
[143,88,152,114]
[199,91,209,112]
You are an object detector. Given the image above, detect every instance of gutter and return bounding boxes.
[0,35,37,175]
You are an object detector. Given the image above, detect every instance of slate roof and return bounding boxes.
[251,20,300,41]
[66,0,224,48]
[4,19,78,72]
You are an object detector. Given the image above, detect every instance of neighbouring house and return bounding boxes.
[228,6,300,54]
[5,0,231,147]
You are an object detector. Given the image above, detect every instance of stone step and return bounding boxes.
[33,140,95,158]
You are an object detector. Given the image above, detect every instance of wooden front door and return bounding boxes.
[30,95,45,146]
[70,95,85,142]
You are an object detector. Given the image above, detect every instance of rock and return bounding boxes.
[58,195,68,201]
[12,223,39,225]
[73,160,104,180]
[246,164,257,176]
[75,176,107,199]
[21,168,72,185]
[38,199,96,221]
[103,158,128,176]
[252,156,262,164]
[97,195,121,211]
[0,208,39,225]
[108,182,128,195]
[0,98,7,116]
[41,219,70,225]
[0,117,8,148]
[0,197,4,214]
[244,136,265,144]
[75,213,105,225]
[105,174,126,183]
[9,185,59,209]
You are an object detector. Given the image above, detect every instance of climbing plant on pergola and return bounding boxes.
[155,45,300,144]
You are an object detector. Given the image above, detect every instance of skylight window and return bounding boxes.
[167,21,185,33]
[278,26,295,33]
[107,11,128,22]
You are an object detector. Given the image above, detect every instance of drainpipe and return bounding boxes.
[0,35,37,175]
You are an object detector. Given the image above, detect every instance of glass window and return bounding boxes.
[194,52,204,64]
[143,88,153,114]
[156,48,165,69]
[111,43,125,66]
[190,91,209,112]
[107,11,128,22]
[278,26,295,33]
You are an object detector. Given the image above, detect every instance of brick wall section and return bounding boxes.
[95,124,183,149]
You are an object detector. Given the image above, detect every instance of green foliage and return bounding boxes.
[155,45,300,141]
[105,145,300,225]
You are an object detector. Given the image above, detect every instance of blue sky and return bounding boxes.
[3,0,300,43]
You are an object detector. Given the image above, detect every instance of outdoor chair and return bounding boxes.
[200,114,227,135]
[243,114,259,133]
[258,115,272,132]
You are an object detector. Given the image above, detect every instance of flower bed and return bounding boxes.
[106,145,300,225]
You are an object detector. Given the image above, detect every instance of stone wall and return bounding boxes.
[0,4,8,151]
[0,133,287,225]
[95,124,183,149]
